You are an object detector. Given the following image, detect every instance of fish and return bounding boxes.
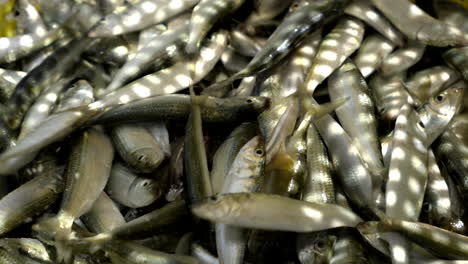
[104,22,189,92]
[308,98,379,219]
[110,124,165,173]
[305,16,365,94]
[81,192,126,233]
[96,30,228,108]
[380,40,426,76]
[0,158,64,236]
[362,219,468,259]
[192,243,219,264]
[186,0,245,54]
[82,200,188,242]
[106,162,162,208]
[353,34,395,78]
[7,37,97,130]
[32,128,113,262]
[404,66,460,106]
[91,94,269,125]
[245,0,292,25]
[443,46,468,82]
[370,0,468,46]
[184,87,212,206]
[88,0,199,37]
[369,73,414,123]
[192,192,362,232]
[229,29,265,57]
[0,68,26,103]
[210,122,257,195]
[328,60,384,187]
[216,136,265,264]
[345,0,404,46]
[102,240,199,264]
[206,0,349,91]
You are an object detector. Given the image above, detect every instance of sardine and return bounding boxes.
[0,160,64,236]
[88,0,198,37]
[380,40,426,76]
[186,0,245,54]
[404,66,460,106]
[32,128,113,259]
[370,0,468,46]
[216,136,264,264]
[96,30,227,108]
[207,0,349,90]
[110,124,165,173]
[354,34,395,78]
[92,94,269,125]
[305,16,365,94]
[81,192,126,233]
[345,0,404,46]
[328,60,384,186]
[106,162,162,208]
[210,122,257,195]
[192,193,362,232]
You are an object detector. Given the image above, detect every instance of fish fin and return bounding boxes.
[32,215,74,263]
[306,97,349,119]
[78,233,113,254]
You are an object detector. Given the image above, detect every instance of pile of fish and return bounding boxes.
[0,0,467,262]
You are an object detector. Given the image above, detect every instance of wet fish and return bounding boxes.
[110,124,165,173]
[96,30,227,108]
[81,192,126,233]
[216,136,264,264]
[207,0,349,90]
[186,0,245,54]
[192,192,362,232]
[371,0,468,46]
[443,46,468,81]
[404,66,460,106]
[92,94,269,125]
[305,16,365,94]
[88,0,198,37]
[0,159,64,236]
[328,60,384,187]
[7,37,97,129]
[369,73,414,123]
[354,34,395,78]
[210,122,257,195]
[345,0,404,46]
[32,128,113,260]
[380,40,426,76]
[106,162,162,208]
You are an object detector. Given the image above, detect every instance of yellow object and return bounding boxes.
[0,0,16,37]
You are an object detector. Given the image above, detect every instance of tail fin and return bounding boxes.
[306,97,349,119]
[32,214,74,263]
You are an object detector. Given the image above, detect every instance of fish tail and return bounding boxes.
[32,214,74,263]
[307,96,349,119]
[79,233,112,253]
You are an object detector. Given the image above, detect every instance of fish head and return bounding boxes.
[243,96,270,113]
[191,194,243,222]
[130,148,163,172]
[239,136,265,169]
[426,83,464,117]
[128,178,161,207]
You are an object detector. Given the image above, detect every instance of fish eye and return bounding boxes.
[255,149,264,156]
[314,240,326,251]
[246,98,254,104]
[209,196,219,202]
[418,121,425,129]
[435,95,445,103]
[422,202,432,213]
